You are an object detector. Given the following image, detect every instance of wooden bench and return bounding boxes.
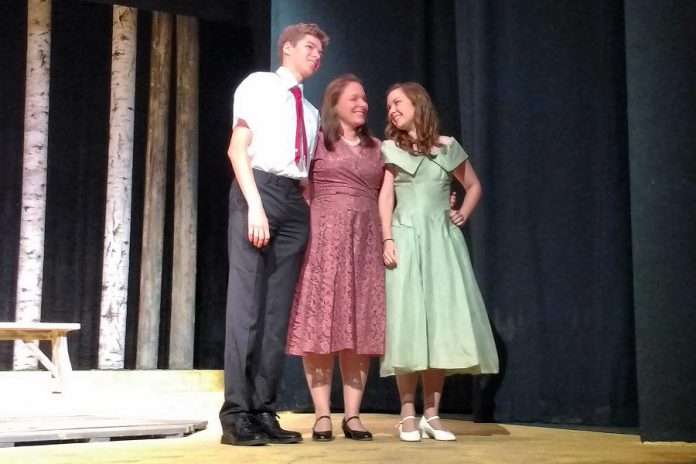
[0,322,81,393]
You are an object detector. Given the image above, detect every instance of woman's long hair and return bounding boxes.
[320,74,375,151]
[385,82,441,155]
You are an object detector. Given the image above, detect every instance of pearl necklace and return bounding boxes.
[341,136,361,147]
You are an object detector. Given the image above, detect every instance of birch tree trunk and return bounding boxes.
[169,15,199,369]
[98,5,137,369]
[136,12,172,369]
[14,0,52,370]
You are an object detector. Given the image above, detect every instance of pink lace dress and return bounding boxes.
[286,134,386,356]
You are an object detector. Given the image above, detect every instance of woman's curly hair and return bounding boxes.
[385,82,442,155]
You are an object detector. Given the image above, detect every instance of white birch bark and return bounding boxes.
[14,0,52,370]
[169,15,199,369]
[136,12,172,369]
[98,5,137,369]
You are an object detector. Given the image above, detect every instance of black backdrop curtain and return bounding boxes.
[625,0,696,443]
[2,0,695,439]
[455,1,636,425]
[0,0,26,368]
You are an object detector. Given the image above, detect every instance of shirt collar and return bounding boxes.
[276,66,303,92]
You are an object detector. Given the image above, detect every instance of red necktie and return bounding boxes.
[290,86,308,166]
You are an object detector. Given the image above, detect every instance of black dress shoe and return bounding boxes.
[256,412,303,444]
[221,414,270,446]
[342,416,373,441]
[312,415,333,442]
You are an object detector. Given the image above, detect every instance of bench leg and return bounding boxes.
[53,334,73,393]
[22,340,61,391]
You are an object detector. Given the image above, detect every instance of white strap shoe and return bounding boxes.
[420,415,456,441]
[397,415,421,442]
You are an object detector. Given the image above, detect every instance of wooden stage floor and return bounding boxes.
[0,370,694,464]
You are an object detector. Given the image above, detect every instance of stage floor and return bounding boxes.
[0,370,694,464]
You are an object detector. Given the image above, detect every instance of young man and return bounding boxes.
[219,23,329,446]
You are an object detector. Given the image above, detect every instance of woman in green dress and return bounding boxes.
[378,82,499,442]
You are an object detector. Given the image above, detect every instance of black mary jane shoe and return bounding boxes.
[312,415,334,442]
[342,416,373,441]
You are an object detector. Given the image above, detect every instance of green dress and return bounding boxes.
[380,138,499,377]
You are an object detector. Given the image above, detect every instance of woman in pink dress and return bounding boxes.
[286,75,387,441]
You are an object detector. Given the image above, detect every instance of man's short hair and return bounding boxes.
[277,23,329,62]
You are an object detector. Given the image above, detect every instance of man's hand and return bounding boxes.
[247,204,270,248]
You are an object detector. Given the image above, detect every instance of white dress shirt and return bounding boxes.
[232,66,320,179]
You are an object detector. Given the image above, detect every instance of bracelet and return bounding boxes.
[382,238,394,244]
